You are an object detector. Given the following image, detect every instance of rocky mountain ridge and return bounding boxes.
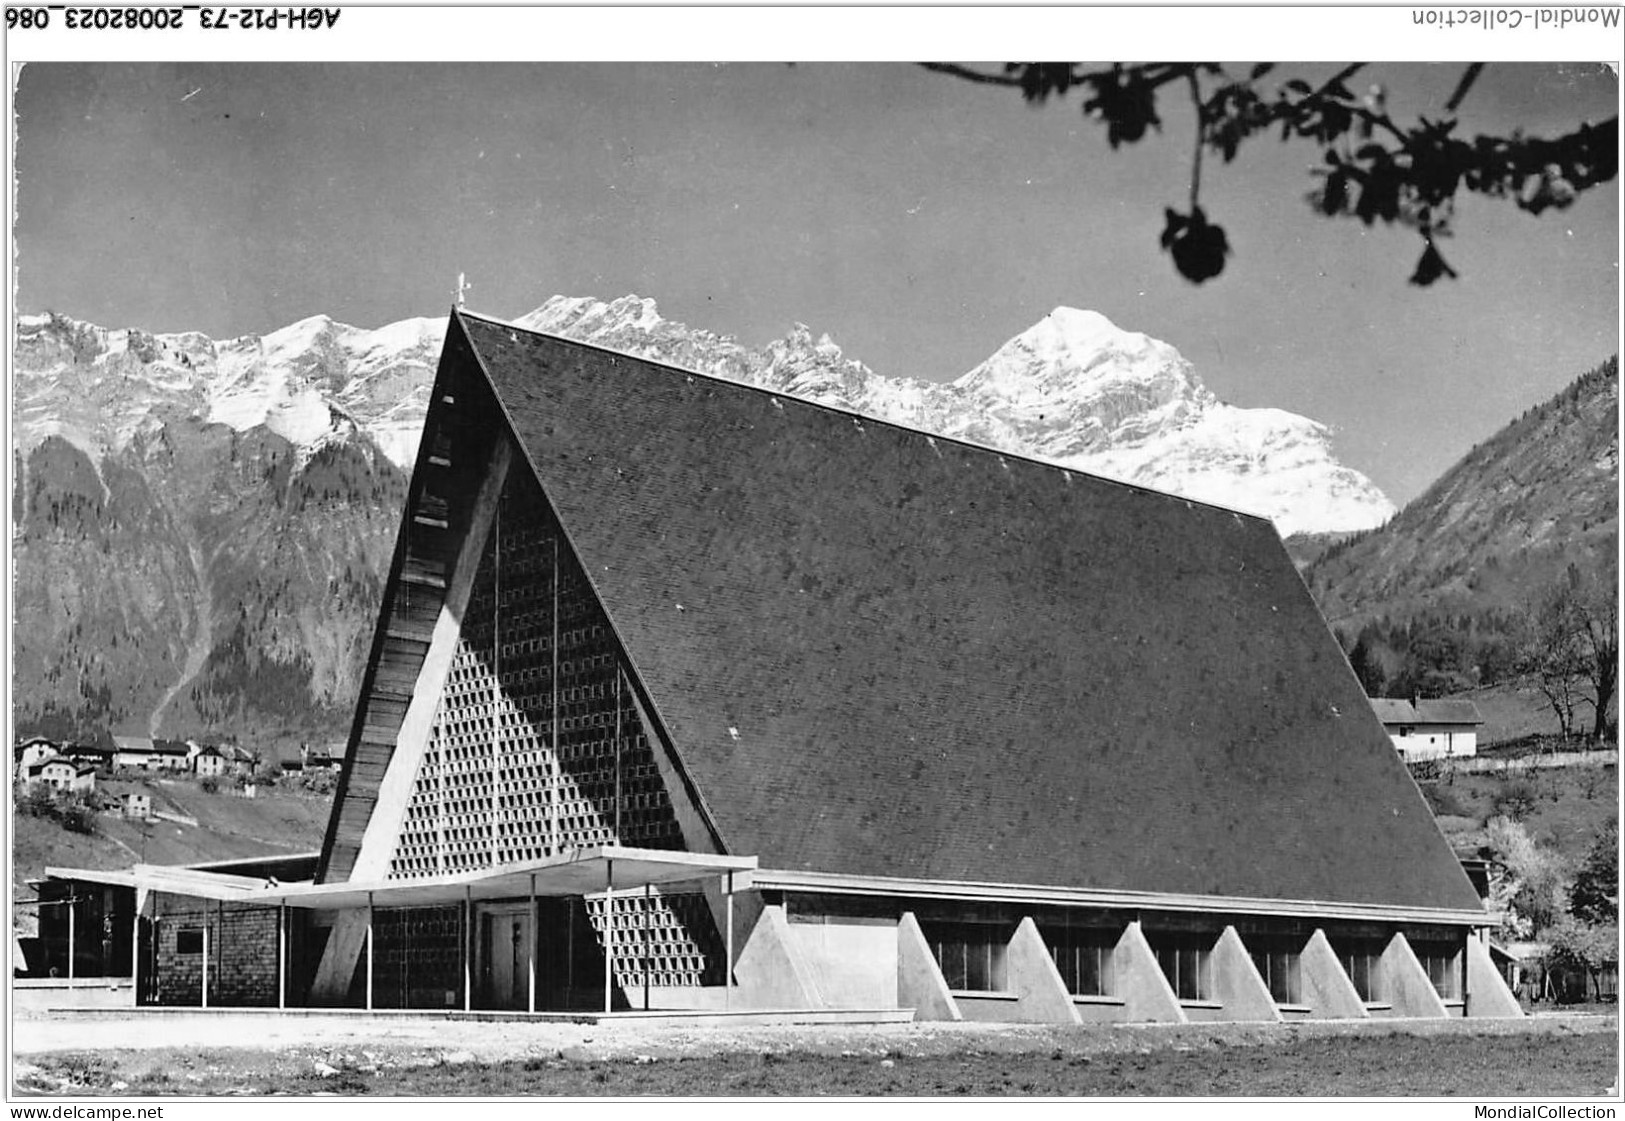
[12,297,1393,748]
[515,297,1396,537]
[1306,355,1619,630]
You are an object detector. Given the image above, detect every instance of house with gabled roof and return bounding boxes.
[1371,698,1485,761]
[109,309,1520,1022]
[31,757,95,794]
[112,735,189,771]
[191,744,227,778]
[60,742,115,772]
[111,735,160,770]
[14,737,58,780]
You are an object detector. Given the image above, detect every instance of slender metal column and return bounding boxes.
[217,899,227,1006]
[130,910,141,1007]
[603,859,614,1014]
[277,904,287,1010]
[285,906,294,1009]
[365,892,375,1012]
[463,886,473,1012]
[725,872,735,1010]
[643,883,652,1011]
[527,872,537,1015]
[66,895,75,981]
[200,907,210,1009]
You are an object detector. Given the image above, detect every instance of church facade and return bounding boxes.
[117,309,1519,1022]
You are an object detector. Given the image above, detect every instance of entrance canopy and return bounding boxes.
[131,846,756,911]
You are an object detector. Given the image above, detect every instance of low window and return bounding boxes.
[922,922,1010,992]
[1150,934,1212,1001]
[1413,942,1462,1000]
[1249,942,1303,1005]
[1044,926,1116,997]
[1337,941,1386,1002]
[175,928,204,955]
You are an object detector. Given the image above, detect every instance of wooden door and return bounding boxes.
[480,907,531,1010]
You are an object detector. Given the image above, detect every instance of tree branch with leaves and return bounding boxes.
[922,62,1618,285]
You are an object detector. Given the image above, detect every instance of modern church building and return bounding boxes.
[58,309,1521,1023]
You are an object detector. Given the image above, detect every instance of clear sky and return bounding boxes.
[12,60,1619,507]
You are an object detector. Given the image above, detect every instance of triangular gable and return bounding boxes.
[319,315,720,884]
[449,310,1483,914]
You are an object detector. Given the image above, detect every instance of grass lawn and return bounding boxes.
[14,1025,1618,1097]
[12,775,330,895]
[1466,683,1568,746]
[1424,762,1617,854]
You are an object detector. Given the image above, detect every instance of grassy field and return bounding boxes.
[1423,757,1617,856]
[13,773,330,875]
[11,774,330,935]
[12,1019,1618,1097]
[1460,683,1569,746]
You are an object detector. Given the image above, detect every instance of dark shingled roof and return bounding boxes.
[1370,698,1484,727]
[1413,699,1484,726]
[1369,698,1417,725]
[431,312,1481,912]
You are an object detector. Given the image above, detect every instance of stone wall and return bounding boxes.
[152,893,280,1007]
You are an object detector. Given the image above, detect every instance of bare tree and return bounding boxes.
[1519,566,1620,742]
[1573,579,1619,741]
[1519,582,1587,739]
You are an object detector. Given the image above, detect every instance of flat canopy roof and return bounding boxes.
[42,866,139,889]
[132,846,756,911]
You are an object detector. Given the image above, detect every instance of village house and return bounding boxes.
[1371,698,1485,761]
[153,739,193,771]
[60,742,116,772]
[14,737,58,780]
[111,736,157,770]
[60,310,1521,1023]
[111,736,199,772]
[218,744,259,778]
[30,757,96,794]
[191,744,227,779]
[301,745,344,773]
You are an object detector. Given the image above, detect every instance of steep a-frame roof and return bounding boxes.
[328,309,1482,913]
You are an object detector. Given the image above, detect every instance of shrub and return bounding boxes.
[1542,917,1619,1002]
[19,782,56,818]
[1491,779,1539,822]
[17,784,98,834]
[57,799,97,834]
[1421,781,1467,818]
[1570,818,1619,926]
[198,775,220,795]
[1408,758,1444,784]
[299,769,336,796]
[1483,815,1571,937]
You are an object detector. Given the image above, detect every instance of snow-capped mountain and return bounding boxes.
[17,297,1394,537]
[14,311,443,473]
[517,297,1395,537]
[11,297,1390,748]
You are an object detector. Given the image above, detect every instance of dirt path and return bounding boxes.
[10,1011,1617,1097]
[12,1008,1614,1059]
